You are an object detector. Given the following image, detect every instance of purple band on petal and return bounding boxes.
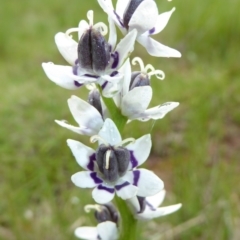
[130,151,138,169]
[149,27,155,35]
[90,172,103,184]
[74,81,82,87]
[98,184,115,193]
[115,181,130,191]
[73,65,78,75]
[133,170,140,186]
[110,71,118,77]
[101,81,108,90]
[114,10,124,27]
[111,52,119,69]
[75,59,79,65]
[87,153,96,171]
[146,200,156,211]
[84,74,98,78]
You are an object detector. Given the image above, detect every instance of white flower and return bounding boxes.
[55,94,105,136]
[69,118,164,204]
[75,221,118,240]
[97,0,181,57]
[42,10,137,97]
[127,189,182,220]
[113,58,179,121]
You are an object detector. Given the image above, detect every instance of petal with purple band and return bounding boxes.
[115,179,138,200]
[133,169,164,197]
[126,134,152,169]
[128,0,158,35]
[67,139,95,170]
[71,171,100,188]
[42,63,81,90]
[150,8,176,35]
[92,184,115,204]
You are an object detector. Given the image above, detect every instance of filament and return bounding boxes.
[132,57,144,72]
[84,204,102,213]
[65,28,80,37]
[87,10,94,26]
[105,150,111,169]
[90,135,109,146]
[94,22,108,35]
[148,70,165,80]
[115,138,135,148]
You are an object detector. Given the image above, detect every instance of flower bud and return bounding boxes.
[123,0,145,29]
[94,203,119,224]
[78,28,111,74]
[96,145,130,182]
[129,71,150,90]
[88,89,103,117]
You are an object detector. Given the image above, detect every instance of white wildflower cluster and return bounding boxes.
[42,0,182,239]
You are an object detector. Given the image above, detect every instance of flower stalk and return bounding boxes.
[42,0,183,239]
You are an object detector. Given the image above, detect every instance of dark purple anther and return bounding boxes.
[129,71,150,90]
[96,145,130,183]
[94,203,119,224]
[88,89,103,117]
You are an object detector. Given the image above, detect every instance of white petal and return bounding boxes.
[116,0,130,19]
[100,73,123,83]
[92,184,115,204]
[131,169,164,197]
[98,118,122,146]
[121,58,131,98]
[147,190,166,208]
[108,17,117,50]
[140,102,179,121]
[126,196,141,213]
[78,20,89,40]
[101,81,121,98]
[67,139,95,170]
[126,134,152,169]
[128,0,158,35]
[55,32,78,66]
[115,179,138,200]
[151,8,176,35]
[97,222,119,240]
[121,86,152,119]
[71,171,101,188]
[75,226,98,240]
[138,203,182,220]
[67,95,104,133]
[113,29,137,69]
[42,62,81,90]
[137,35,181,58]
[55,120,98,136]
[97,0,122,28]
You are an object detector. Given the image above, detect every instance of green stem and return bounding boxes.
[115,197,139,240]
[100,90,139,239]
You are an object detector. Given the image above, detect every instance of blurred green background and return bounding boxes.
[0,0,239,239]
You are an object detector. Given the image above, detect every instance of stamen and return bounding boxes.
[105,150,112,169]
[148,70,165,80]
[144,64,155,74]
[90,135,109,146]
[132,57,144,72]
[87,10,94,26]
[65,28,80,37]
[114,138,135,148]
[84,204,102,213]
[85,83,97,91]
[94,22,108,36]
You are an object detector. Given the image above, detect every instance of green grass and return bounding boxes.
[0,0,239,239]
